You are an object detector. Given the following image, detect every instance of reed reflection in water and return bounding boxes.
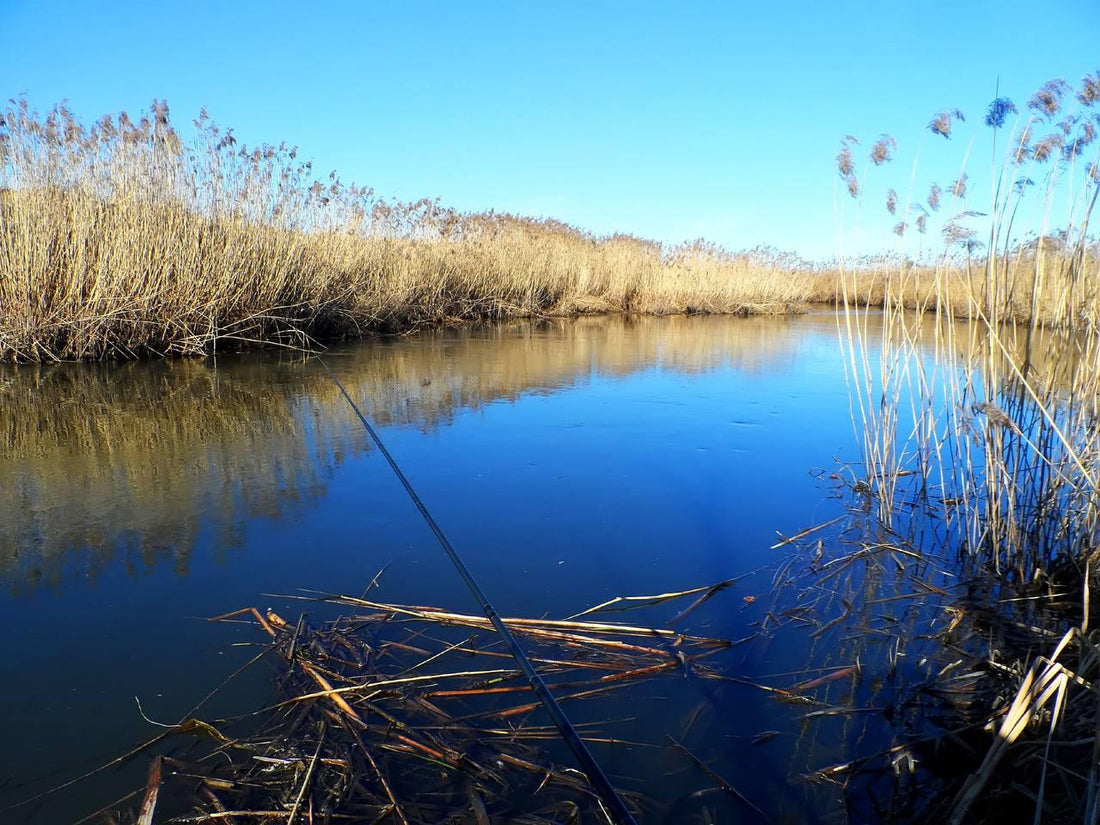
[0,310,924,823]
[0,313,819,594]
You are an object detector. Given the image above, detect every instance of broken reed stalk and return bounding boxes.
[82,582,769,825]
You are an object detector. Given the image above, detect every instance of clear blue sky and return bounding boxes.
[1,0,1096,259]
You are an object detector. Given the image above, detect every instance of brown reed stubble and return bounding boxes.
[0,98,822,362]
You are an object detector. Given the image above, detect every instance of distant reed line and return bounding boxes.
[4,96,1095,362]
[0,98,833,361]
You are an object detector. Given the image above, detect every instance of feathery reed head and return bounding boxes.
[836,136,857,178]
[984,97,1018,129]
[836,136,862,199]
[870,134,897,165]
[928,183,942,212]
[929,107,965,139]
[1033,133,1064,162]
[1079,72,1100,106]
[1063,129,1092,161]
[942,220,973,247]
[1028,78,1071,118]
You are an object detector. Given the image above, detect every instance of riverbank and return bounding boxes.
[0,98,836,361]
[4,98,1093,363]
[0,184,829,361]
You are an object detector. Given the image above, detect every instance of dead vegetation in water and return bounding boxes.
[76,581,782,825]
[760,504,979,823]
[767,474,1100,824]
[809,71,1100,823]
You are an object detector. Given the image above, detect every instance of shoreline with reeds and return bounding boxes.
[4,76,1100,821]
[806,72,1100,822]
[0,97,838,362]
[3,96,1095,363]
[0,178,837,362]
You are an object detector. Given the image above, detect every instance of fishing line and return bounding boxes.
[316,355,639,825]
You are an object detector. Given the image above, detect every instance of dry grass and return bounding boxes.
[825,243,1099,324]
[0,98,823,361]
[826,72,1100,821]
[3,96,1089,363]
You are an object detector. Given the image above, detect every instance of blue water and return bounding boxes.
[0,313,873,823]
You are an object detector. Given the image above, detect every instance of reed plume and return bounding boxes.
[833,75,1100,821]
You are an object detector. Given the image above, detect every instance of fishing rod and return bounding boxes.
[316,355,639,825]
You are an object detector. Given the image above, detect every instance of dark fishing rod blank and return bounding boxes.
[317,355,639,825]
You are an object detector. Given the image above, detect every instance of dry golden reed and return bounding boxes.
[834,73,1100,820]
[0,98,822,361]
[2,90,1092,364]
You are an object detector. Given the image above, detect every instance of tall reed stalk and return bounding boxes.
[836,72,1100,820]
[841,73,1100,575]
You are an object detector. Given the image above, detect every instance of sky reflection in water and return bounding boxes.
[0,312,872,822]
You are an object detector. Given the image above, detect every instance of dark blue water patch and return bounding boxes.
[0,313,883,822]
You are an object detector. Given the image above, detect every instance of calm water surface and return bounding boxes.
[0,313,883,823]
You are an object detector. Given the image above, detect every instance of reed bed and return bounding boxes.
[0,98,822,362]
[73,582,770,824]
[818,72,1100,821]
[2,96,1091,363]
